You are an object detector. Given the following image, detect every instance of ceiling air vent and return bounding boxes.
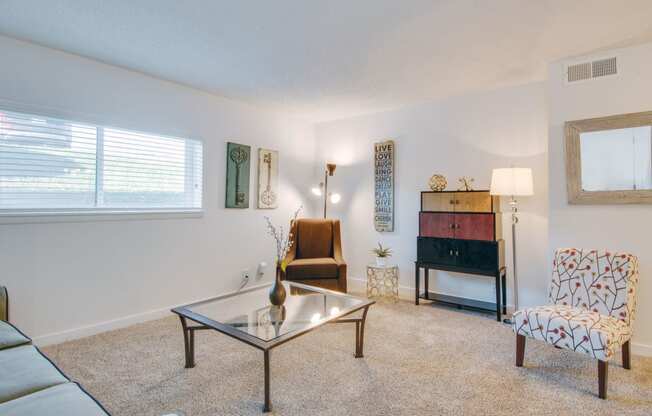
[565,56,618,84]
[592,57,617,78]
[567,62,592,82]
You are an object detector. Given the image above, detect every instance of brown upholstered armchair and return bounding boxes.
[280,218,347,292]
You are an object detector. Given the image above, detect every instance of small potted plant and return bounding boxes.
[372,243,392,267]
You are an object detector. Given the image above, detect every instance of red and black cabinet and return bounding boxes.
[415,190,507,321]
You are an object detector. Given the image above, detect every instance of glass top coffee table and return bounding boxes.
[171,281,374,412]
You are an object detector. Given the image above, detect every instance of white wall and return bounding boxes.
[314,83,549,310]
[4,32,651,357]
[549,42,652,355]
[0,36,317,344]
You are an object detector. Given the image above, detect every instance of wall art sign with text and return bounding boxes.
[225,141,251,208]
[257,148,279,209]
[374,139,394,232]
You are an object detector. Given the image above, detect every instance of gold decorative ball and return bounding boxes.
[429,174,447,191]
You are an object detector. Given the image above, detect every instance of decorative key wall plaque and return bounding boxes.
[257,148,279,209]
[226,142,251,208]
[374,139,394,232]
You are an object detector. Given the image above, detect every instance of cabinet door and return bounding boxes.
[417,237,456,265]
[422,193,456,212]
[454,240,498,272]
[453,213,495,241]
[454,192,493,212]
[419,212,454,238]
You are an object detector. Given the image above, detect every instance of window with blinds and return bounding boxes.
[0,109,203,214]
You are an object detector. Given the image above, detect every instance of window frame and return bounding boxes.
[0,106,204,223]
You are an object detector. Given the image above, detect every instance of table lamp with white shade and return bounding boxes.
[490,168,533,324]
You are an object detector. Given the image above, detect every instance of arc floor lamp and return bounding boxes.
[490,167,533,324]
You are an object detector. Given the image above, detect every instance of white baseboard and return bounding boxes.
[632,342,652,357]
[33,306,173,347]
[347,277,652,357]
[32,283,271,347]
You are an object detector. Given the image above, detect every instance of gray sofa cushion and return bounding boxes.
[0,383,109,416]
[0,345,68,404]
[0,321,31,351]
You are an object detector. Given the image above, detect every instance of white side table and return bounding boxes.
[366,264,399,302]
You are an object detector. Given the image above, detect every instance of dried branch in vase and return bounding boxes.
[264,205,302,270]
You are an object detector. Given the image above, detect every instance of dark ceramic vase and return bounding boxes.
[269,264,287,306]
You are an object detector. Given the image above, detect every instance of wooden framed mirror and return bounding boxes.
[565,111,652,204]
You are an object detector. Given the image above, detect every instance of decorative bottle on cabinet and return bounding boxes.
[415,190,507,321]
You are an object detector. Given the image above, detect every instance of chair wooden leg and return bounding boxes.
[338,275,348,293]
[516,334,526,367]
[598,360,608,399]
[622,341,631,370]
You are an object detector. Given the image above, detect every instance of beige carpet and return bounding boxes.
[43,299,652,415]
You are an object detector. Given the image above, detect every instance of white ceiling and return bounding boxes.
[1,0,652,122]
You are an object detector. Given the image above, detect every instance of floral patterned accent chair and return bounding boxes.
[512,248,639,399]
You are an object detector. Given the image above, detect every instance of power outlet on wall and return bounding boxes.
[238,269,251,290]
[239,262,269,291]
[256,261,268,280]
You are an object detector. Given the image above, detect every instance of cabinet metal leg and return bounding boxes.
[415,265,420,305]
[495,272,502,322]
[501,270,507,315]
[424,267,429,300]
[263,350,271,412]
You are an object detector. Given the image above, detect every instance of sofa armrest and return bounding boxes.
[281,220,298,280]
[284,244,296,265]
[1,286,7,322]
[332,220,347,292]
[332,220,346,266]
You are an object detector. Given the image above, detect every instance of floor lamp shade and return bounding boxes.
[490,168,533,196]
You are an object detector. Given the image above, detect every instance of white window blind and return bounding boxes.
[0,109,203,214]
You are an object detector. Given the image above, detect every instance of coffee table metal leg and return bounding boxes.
[263,350,271,412]
[355,306,370,358]
[189,329,195,368]
[179,316,195,368]
[355,321,361,357]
